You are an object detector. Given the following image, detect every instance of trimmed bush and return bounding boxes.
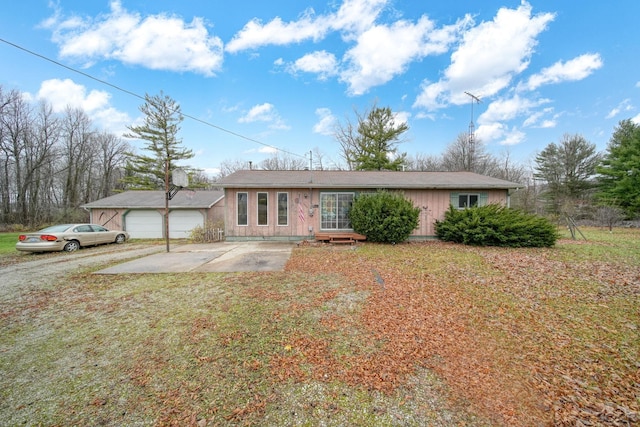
[349,190,420,243]
[434,204,558,247]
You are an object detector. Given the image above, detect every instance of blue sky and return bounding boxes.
[2,0,639,175]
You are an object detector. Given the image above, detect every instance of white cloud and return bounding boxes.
[605,98,633,119]
[43,0,223,76]
[393,111,411,125]
[226,10,329,53]
[226,0,387,52]
[37,78,110,113]
[35,78,132,135]
[523,107,557,128]
[258,146,280,154]
[238,103,290,130]
[474,94,551,145]
[238,103,277,123]
[341,16,469,95]
[312,108,337,135]
[632,113,640,124]
[500,128,526,146]
[524,53,603,91]
[228,0,467,95]
[331,0,388,40]
[414,1,554,110]
[478,94,545,124]
[290,51,338,80]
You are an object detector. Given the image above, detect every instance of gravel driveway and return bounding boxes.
[0,244,164,302]
[1,241,295,301]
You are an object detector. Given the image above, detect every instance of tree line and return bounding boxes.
[2,85,638,229]
[0,87,131,227]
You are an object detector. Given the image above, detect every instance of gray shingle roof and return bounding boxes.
[82,190,224,209]
[217,170,523,190]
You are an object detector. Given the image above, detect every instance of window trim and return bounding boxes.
[237,192,248,226]
[277,192,288,226]
[257,192,268,226]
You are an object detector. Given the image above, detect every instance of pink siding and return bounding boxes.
[224,188,510,240]
[89,204,224,233]
[89,208,125,230]
[224,188,319,240]
[403,189,508,237]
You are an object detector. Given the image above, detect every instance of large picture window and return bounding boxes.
[320,192,354,230]
[277,192,288,226]
[257,192,268,226]
[237,192,248,226]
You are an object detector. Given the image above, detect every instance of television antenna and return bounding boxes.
[464,91,481,171]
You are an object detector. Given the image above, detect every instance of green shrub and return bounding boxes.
[349,190,420,243]
[434,204,559,247]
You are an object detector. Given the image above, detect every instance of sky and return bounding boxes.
[1,0,639,175]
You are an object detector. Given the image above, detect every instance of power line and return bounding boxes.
[0,37,306,160]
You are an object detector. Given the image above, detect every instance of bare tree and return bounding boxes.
[405,153,445,171]
[27,101,61,224]
[594,205,625,231]
[59,107,97,216]
[259,153,307,170]
[94,131,130,198]
[0,90,32,224]
[441,133,496,174]
[0,84,137,226]
[215,158,252,181]
[493,150,528,183]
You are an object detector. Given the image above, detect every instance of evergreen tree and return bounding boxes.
[122,92,194,190]
[534,134,600,214]
[335,104,408,171]
[596,119,640,218]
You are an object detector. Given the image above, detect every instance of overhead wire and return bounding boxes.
[0,37,307,160]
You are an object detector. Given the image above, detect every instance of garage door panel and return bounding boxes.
[169,210,204,238]
[125,210,163,239]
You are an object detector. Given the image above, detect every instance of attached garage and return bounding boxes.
[82,190,225,240]
[169,210,204,238]
[125,210,163,239]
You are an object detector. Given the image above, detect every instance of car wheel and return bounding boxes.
[63,240,80,252]
[115,234,126,244]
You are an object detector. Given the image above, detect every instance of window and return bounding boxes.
[237,192,248,226]
[257,192,268,226]
[320,192,354,230]
[277,192,288,226]
[451,192,488,209]
[459,194,478,208]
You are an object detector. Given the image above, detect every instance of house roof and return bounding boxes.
[82,190,224,209]
[217,170,523,190]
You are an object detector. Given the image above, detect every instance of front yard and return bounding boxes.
[0,228,638,426]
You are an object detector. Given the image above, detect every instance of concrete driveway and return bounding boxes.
[96,241,296,274]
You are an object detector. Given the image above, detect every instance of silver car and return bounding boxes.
[16,224,129,253]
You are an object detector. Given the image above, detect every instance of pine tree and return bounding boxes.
[596,119,640,218]
[122,92,194,190]
[335,103,408,171]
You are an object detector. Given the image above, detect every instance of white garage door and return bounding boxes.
[169,210,204,238]
[125,210,163,239]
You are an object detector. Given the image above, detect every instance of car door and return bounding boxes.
[90,225,113,244]
[72,225,96,246]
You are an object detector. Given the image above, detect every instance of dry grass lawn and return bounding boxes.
[0,227,638,426]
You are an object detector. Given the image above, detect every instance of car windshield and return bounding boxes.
[39,224,73,233]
